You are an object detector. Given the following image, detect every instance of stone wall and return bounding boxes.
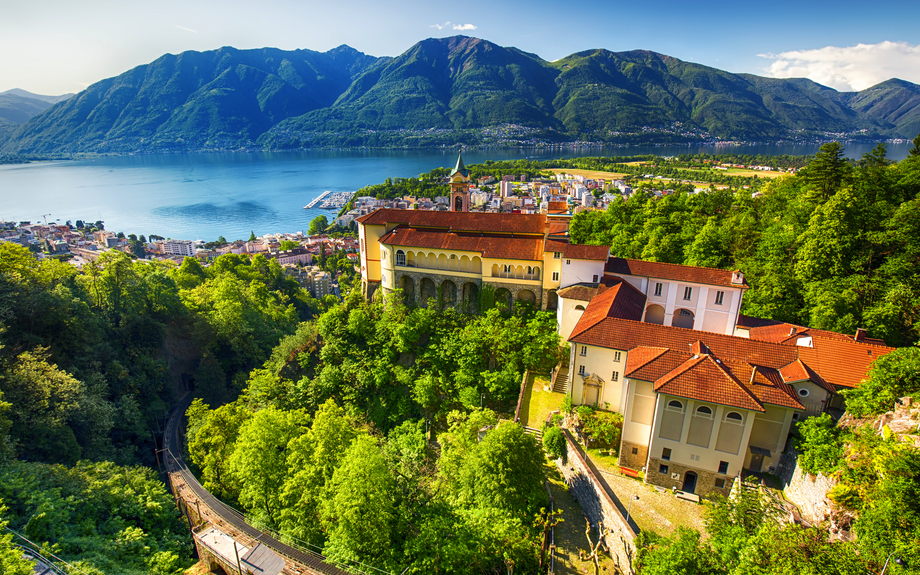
[645,457,732,498]
[483,279,543,310]
[618,441,648,470]
[779,450,839,525]
[556,429,637,574]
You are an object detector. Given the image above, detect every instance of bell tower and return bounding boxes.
[449,150,470,212]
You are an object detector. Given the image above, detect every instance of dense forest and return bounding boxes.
[1,140,919,573]
[571,140,920,346]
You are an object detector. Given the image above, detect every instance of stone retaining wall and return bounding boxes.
[779,449,838,525]
[556,429,637,574]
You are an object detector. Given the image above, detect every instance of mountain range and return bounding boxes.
[0,89,74,143]
[3,36,920,154]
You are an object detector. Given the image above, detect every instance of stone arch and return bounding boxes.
[440,279,457,308]
[459,255,470,273]
[419,277,437,307]
[491,263,500,277]
[472,256,482,274]
[517,289,536,305]
[495,287,513,313]
[515,265,524,279]
[449,254,459,271]
[437,254,449,271]
[398,275,415,306]
[672,308,695,329]
[454,196,463,211]
[406,251,416,267]
[461,282,479,314]
[546,289,558,310]
[426,252,437,269]
[645,304,665,325]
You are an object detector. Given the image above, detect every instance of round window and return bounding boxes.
[798,388,810,397]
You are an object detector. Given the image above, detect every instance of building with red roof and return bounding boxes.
[356,208,609,310]
[561,259,895,498]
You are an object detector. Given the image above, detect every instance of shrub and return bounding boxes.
[543,426,566,460]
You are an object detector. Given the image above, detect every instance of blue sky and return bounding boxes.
[3,0,920,95]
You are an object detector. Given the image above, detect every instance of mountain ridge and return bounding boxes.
[4,36,920,154]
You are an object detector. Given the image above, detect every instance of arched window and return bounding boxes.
[667,400,683,411]
[395,250,406,266]
[725,411,743,422]
[575,304,586,311]
[695,405,713,417]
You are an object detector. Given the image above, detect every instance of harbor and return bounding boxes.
[304,190,354,210]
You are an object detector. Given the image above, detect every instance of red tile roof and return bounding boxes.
[605,258,748,288]
[654,355,763,411]
[545,240,610,261]
[356,208,546,235]
[570,278,646,331]
[625,348,686,382]
[379,227,544,261]
[748,365,803,410]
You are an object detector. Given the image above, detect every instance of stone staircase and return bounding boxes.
[552,365,569,394]
[523,426,543,440]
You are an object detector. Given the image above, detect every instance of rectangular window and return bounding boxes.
[552,271,559,281]
[580,345,587,356]
[578,365,586,375]
[566,259,571,265]
[612,371,619,381]
[792,413,800,421]
[715,290,724,305]
[683,286,692,300]
[654,282,663,297]
[718,461,729,474]
[592,274,599,282]
[553,252,561,259]
[662,448,671,461]
[614,351,622,362]
[632,447,639,455]
[659,464,669,474]
[715,478,726,489]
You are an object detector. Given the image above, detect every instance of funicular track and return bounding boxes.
[162,394,361,575]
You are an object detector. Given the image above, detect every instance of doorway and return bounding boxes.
[682,471,698,494]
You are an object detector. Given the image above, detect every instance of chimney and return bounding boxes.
[788,327,796,336]
[855,328,867,342]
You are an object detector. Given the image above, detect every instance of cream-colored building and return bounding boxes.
[356,208,607,311]
[565,260,894,497]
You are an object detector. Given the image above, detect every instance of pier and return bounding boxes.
[304,191,334,209]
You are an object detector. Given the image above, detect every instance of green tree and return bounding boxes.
[309,215,329,236]
[842,346,920,417]
[803,141,851,201]
[321,435,397,568]
[795,414,845,476]
[228,407,307,527]
[188,402,251,502]
[249,230,257,242]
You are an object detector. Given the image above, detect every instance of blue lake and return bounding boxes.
[0,142,912,241]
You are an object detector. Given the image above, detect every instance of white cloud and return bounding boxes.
[431,21,450,30]
[452,23,477,31]
[760,41,920,91]
[174,25,197,33]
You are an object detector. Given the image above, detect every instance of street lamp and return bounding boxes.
[626,495,639,524]
[880,552,905,575]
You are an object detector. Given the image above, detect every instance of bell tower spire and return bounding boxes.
[449,149,470,212]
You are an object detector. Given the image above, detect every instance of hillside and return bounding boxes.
[3,45,382,153]
[4,36,920,153]
[0,89,73,143]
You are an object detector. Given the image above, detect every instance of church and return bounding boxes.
[355,152,896,498]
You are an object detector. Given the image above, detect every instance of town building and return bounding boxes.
[161,239,196,257]
[561,261,894,498]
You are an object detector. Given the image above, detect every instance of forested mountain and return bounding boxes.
[0,89,73,144]
[4,36,920,154]
[2,45,382,153]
